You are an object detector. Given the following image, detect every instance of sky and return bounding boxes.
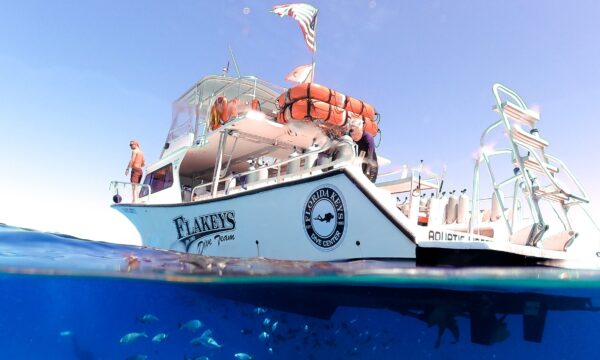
[1,0,600,246]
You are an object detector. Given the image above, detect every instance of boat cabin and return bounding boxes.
[118,75,360,205]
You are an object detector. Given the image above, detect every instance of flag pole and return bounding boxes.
[310,10,318,83]
[310,53,316,82]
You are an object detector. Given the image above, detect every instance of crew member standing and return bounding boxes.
[125,139,145,201]
[349,118,378,182]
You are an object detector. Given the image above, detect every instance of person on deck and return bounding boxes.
[125,139,145,201]
[349,118,378,183]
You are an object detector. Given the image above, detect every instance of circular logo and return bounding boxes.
[303,185,346,251]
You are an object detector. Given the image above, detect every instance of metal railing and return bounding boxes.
[194,77,283,147]
[109,181,152,204]
[166,75,285,149]
[190,145,356,201]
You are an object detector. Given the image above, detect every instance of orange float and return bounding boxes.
[344,96,375,121]
[277,99,347,127]
[278,83,345,110]
[278,83,376,121]
[363,117,379,137]
[276,99,379,137]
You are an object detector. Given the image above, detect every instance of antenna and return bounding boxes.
[413,160,424,196]
[438,163,447,198]
[229,46,241,78]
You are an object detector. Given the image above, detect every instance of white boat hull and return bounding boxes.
[113,169,417,261]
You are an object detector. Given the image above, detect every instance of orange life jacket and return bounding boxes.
[228,98,239,119]
[209,96,229,130]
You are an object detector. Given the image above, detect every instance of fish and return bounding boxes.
[137,314,159,323]
[119,332,148,344]
[184,356,209,360]
[179,320,203,332]
[268,348,273,355]
[258,331,270,341]
[262,318,271,327]
[59,330,72,337]
[271,321,279,332]
[234,353,252,360]
[254,307,267,315]
[190,337,205,347]
[126,356,148,360]
[151,332,168,342]
[190,330,223,349]
[240,328,253,335]
[199,329,212,339]
[202,337,223,349]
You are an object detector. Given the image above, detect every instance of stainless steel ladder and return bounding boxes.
[469,83,595,250]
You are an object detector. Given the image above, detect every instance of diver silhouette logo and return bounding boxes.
[303,185,346,251]
[314,213,334,223]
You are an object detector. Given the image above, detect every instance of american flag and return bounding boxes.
[272,3,318,52]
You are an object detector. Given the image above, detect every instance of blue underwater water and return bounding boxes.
[1,224,600,359]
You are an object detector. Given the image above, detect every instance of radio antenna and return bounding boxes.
[229,46,241,78]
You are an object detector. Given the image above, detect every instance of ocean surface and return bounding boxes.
[1,224,599,359]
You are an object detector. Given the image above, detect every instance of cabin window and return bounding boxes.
[140,164,174,196]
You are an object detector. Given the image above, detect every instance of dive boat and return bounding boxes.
[110,76,600,267]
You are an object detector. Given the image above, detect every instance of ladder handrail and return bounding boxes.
[544,153,589,202]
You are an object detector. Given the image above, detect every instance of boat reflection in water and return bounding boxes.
[199,282,598,348]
